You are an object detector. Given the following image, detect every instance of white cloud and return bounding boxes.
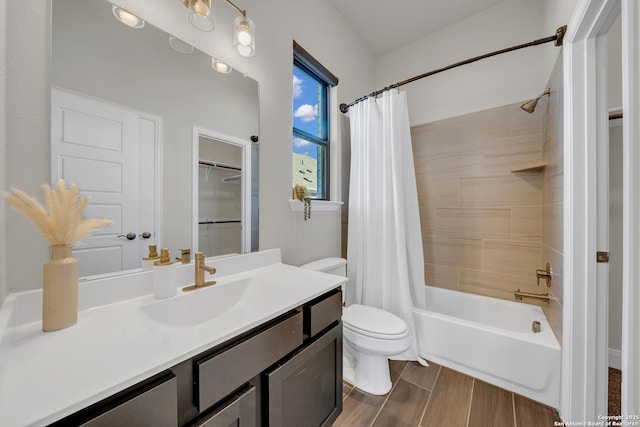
[293,75,303,98]
[294,104,317,122]
[293,137,312,148]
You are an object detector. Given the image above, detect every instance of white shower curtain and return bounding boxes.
[346,90,426,362]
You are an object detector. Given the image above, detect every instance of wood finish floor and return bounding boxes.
[609,367,622,416]
[333,360,561,427]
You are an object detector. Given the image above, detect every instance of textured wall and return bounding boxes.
[4,0,51,297]
[412,101,545,302]
[411,62,563,344]
[540,54,564,344]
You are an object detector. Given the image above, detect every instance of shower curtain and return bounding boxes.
[346,90,426,362]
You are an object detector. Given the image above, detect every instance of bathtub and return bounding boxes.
[413,286,561,409]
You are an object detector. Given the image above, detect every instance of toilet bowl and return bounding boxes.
[300,258,411,395]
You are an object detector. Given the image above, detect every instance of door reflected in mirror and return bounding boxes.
[51,0,259,279]
[196,134,245,256]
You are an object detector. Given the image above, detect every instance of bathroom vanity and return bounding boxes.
[0,249,345,427]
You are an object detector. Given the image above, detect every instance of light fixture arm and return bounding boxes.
[181,0,255,57]
[224,0,246,17]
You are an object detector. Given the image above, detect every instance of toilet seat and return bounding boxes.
[343,304,409,339]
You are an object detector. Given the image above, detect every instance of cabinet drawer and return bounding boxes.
[195,310,303,411]
[304,289,342,338]
[79,371,177,427]
[194,386,256,427]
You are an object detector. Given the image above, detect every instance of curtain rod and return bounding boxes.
[340,25,568,114]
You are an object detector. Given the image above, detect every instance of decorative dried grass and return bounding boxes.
[5,179,112,246]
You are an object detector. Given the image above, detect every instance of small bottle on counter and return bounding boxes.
[153,248,176,299]
[142,245,160,271]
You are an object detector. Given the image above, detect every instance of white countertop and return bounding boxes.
[0,249,345,427]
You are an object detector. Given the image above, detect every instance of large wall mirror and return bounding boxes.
[51,0,259,279]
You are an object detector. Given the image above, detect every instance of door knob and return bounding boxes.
[117,232,137,240]
[140,232,151,239]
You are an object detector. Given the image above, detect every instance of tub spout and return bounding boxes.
[532,321,542,333]
[514,289,550,304]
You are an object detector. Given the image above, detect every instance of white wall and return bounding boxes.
[608,15,623,110]
[608,15,623,355]
[609,122,623,353]
[375,0,575,127]
[2,0,375,294]
[541,0,579,80]
[542,0,579,34]
[0,0,7,305]
[4,1,51,297]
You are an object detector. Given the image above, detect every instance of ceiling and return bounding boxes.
[330,0,508,56]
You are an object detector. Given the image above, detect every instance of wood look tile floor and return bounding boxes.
[333,360,562,427]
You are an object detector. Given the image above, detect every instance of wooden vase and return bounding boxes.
[42,244,78,331]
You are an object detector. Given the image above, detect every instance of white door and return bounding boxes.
[51,88,149,277]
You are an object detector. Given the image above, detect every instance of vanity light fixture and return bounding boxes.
[233,12,255,57]
[181,0,256,57]
[183,0,215,32]
[112,5,145,29]
[212,58,232,73]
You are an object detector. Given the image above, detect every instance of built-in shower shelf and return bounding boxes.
[511,162,547,173]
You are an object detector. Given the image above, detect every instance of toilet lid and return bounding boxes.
[343,304,408,337]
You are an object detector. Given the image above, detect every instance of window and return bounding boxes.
[292,42,338,200]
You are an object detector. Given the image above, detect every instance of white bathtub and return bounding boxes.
[413,286,561,408]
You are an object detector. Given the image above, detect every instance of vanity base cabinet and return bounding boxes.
[49,288,342,427]
[50,371,178,427]
[264,324,342,427]
[195,310,303,412]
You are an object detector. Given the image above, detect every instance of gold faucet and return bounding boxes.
[182,252,216,292]
[514,263,553,303]
[176,248,191,264]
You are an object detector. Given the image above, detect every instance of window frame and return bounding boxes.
[292,41,338,201]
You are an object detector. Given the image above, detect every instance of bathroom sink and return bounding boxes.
[140,277,280,327]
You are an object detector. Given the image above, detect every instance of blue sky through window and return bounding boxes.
[293,64,325,160]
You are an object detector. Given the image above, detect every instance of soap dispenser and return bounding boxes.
[153,248,176,299]
[142,245,160,271]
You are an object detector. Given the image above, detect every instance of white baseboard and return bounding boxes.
[609,348,622,370]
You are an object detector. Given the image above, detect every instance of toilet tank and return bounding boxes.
[299,257,347,277]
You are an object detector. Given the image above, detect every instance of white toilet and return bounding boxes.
[300,257,411,395]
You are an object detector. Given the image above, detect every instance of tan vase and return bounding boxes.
[42,244,78,331]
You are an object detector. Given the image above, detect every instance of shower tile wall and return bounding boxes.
[411,54,564,344]
[411,103,545,302]
[540,54,564,344]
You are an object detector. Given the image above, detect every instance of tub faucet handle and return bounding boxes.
[536,262,552,287]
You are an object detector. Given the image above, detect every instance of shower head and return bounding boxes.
[520,88,551,113]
